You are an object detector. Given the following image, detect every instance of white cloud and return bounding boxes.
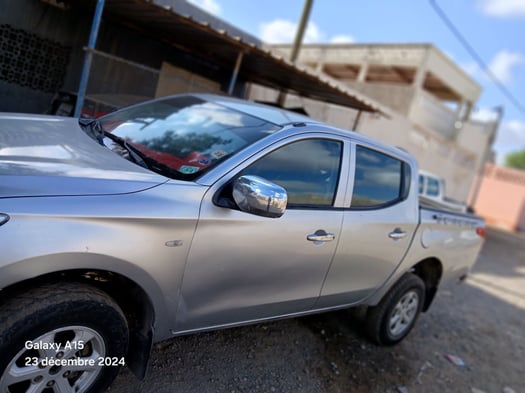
[187,0,221,15]
[489,50,525,84]
[471,107,500,122]
[499,120,525,144]
[304,22,324,43]
[494,120,525,151]
[259,19,324,43]
[492,120,525,163]
[330,34,355,44]
[479,0,525,17]
[259,19,295,43]
[460,51,525,84]
[259,18,356,45]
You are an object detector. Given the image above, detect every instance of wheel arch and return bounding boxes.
[0,264,160,380]
[410,257,443,312]
[365,272,426,345]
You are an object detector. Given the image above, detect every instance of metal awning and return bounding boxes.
[76,0,382,113]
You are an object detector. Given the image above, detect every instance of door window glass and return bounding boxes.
[426,177,440,196]
[242,139,342,207]
[418,174,425,194]
[351,146,405,208]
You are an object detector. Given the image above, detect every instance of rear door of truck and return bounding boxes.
[317,142,420,307]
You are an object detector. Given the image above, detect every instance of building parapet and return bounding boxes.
[473,164,525,231]
[485,164,525,186]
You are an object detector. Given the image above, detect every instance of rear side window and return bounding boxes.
[426,177,440,196]
[351,146,409,208]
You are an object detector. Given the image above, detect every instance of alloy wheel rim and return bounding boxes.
[0,326,106,393]
[388,291,419,337]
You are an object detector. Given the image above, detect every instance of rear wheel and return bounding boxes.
[365,273,425,345]
[0,283,128,393]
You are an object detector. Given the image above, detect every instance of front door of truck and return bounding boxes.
[176,137,346,331]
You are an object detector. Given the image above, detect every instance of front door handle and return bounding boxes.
[307,230,335,242]
[389,228,407,240]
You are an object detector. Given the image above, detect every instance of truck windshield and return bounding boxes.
[98,95,281,180]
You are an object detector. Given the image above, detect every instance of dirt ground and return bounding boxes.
[109,228,525,393]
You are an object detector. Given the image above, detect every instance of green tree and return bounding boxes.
[505,149,525,170]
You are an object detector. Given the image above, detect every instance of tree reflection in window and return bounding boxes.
[242,139,342,207]
[99,96,281,179]
[141,131,231,158]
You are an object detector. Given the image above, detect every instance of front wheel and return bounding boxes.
[365,273,425,345]
[0,283,129,393]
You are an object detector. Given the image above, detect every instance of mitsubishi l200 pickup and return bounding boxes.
[0,94,485,393]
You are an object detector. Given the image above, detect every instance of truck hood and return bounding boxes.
[0,113,167,197]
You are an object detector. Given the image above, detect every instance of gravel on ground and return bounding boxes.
[109,228,525,393]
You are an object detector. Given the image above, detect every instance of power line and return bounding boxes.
[429,0,525,115]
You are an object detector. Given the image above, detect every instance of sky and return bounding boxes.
[187,0,525,164]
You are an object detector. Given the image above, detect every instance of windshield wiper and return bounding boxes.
[103,132,150,169]
[79,118,105,145]
[80,119,188,179]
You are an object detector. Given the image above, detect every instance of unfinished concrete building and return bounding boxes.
[250,43,499,202]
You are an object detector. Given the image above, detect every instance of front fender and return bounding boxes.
[0,252,173,340]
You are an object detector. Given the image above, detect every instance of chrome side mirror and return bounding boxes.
[233,175,287,218]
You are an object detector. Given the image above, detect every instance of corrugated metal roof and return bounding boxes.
[78,0,382,113]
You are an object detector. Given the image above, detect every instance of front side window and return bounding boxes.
[97,96,281,180]
[241,139,343,207]
[351,146,408,208]
[418,174,425,194]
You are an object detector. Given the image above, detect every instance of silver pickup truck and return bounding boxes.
[0,94,485,393]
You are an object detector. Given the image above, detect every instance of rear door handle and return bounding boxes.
[388,228,407,240]
[307,229,335,242]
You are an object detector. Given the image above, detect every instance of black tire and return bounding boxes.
[0,282,129,393]
[365,273,425,345]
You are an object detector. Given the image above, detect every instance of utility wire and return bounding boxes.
[429,0,525,115]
